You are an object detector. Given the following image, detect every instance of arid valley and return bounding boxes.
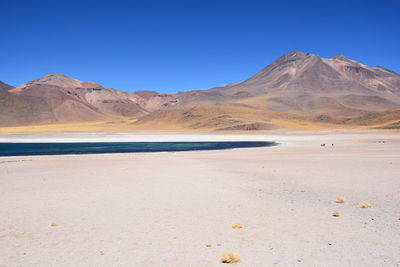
[1,0,400,266]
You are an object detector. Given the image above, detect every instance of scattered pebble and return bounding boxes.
[205,243,212,247]
[50,222,58,227]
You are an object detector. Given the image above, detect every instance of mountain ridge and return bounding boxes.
[0,81,13,91]
[1,50,400,130]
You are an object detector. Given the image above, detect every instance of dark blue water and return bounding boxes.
[0,141,276,156]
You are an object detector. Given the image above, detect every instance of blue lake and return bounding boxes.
[0,141,276,156]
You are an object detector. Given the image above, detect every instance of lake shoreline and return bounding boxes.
[1,131,399,266]
[0,141,277,157]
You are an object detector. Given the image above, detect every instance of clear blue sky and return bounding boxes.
[1,0,399,93]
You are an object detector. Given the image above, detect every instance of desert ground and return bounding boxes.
[0,131,399,266]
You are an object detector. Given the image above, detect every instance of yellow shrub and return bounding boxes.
[335,196,346,203]
[231,222,243,229]
[332,210,340,217]
[221,252,241,263]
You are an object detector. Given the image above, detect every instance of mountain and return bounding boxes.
[1,51,400,130]
[173,51,400,113]
[134,51,400,130]
[1,74,177,126]
[0,81,13,91]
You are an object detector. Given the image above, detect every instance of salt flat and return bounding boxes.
[0,131,399,266]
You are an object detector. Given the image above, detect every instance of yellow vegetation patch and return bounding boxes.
[221,252,241,263]
[2,104,399,133]
[0,119,137,134]
[360,203,372,208]
[332,210,340,217]
[231,221,244,229]
[335,196,346,203]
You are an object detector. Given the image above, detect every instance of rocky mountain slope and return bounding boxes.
[0,81,13,91]
[173,51,400,113]
[134,51,400,130]
[1,74,176,126]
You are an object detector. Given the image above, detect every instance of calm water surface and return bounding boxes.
[0,141,276,156]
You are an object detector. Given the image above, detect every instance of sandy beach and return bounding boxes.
[1,131,399,266]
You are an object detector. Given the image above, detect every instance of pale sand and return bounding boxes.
[0,131,399,266]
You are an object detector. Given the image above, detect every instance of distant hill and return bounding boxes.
[1,74,176,126]
[1,51,400,130]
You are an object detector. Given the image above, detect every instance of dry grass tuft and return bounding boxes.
[332,210,340,217]
[221,252,241,263]
[361,203,372,208]
[231,222,243,229]
[50,222,58,227]
[205,243,212,247]
[336,196,346,203]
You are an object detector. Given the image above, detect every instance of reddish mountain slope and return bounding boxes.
[0,81,13,91]
[174,51,400,115]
